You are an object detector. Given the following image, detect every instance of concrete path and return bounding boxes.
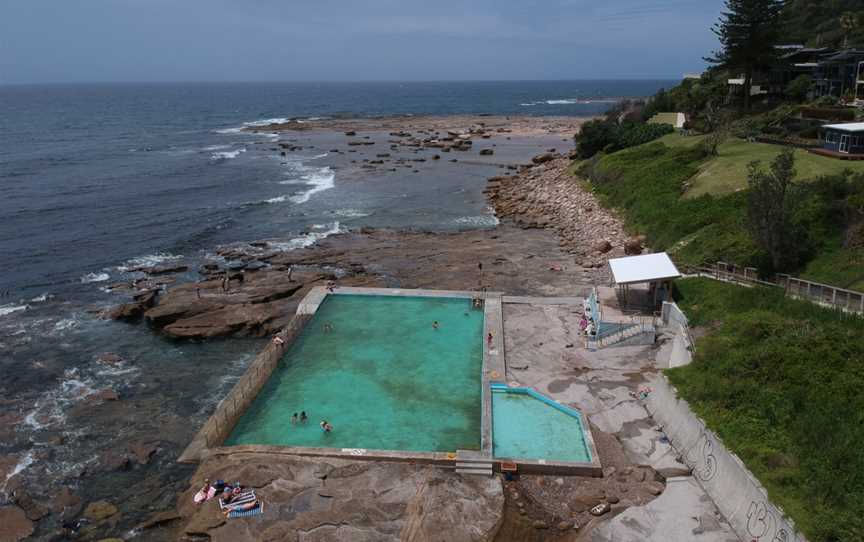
[588,477,740,542]
[502,301,740,541]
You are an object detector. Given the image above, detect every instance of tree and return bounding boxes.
[705,0,784,110]
[745,149,800,271]
[785,74,812,101]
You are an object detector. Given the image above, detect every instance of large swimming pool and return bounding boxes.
[226,294,484,452]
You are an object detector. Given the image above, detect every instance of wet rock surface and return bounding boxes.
[178,455,504,542]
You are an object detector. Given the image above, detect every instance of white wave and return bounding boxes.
[244,117,289,127]
[0,304,28,317]
[453,215,500,227]
[211,148,246,160]
[202,144,232,151]
[22,368,100,430]
[333,208,371,218]
[290,167,335,204]
[545,99,579,105]
[29,293,51,303]
[264,195,288,204]
[215,127,243,135]
[80,272,110,283]
[3,451,34,485]
[53,319,78,332]
[118,252,183,272]
[269,222,344,251]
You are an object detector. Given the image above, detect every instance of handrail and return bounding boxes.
[676,260,864,315]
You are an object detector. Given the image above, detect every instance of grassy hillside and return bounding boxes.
[577,138,864,285]
[654,133,864,198]
[646,112,680,127]
[668,278,864,541]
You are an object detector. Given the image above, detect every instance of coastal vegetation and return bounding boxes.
[667,277,864,541]
[578,140,864,281]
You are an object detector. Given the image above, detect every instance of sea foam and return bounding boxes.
[80,272,110,283]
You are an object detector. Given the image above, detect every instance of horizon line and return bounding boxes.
[0,77,684,87]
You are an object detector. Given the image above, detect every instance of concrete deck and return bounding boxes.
[589,477,739,542]
[500,300,740,540]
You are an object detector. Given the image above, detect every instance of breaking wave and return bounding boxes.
[268,222,344,251]
[80,272,110,283]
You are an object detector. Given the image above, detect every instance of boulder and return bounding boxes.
[479,149,494,155]
[0,506,33,542]
[593,240,613,254]
[623,236,645,255]
[129,441,158,465]
[531,152,556,164]
[83,500,118,521]
[95,352,125,365]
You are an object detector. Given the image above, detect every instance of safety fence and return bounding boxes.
[201,314,312,449]
[677,261,864,315]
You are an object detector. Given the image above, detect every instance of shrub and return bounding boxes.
[669,278,864,541]
[574,120,674,159]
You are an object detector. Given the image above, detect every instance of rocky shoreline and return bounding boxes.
[102,149,634,341]
[1,120,648,541]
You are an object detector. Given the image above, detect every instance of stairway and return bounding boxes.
[454,451,494,476]
[455,460,494,476]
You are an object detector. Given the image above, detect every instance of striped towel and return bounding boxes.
[219,490,256,511]
[228,501,263,519]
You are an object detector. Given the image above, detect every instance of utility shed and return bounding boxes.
[821,123,864,157]
[608,253,681,309]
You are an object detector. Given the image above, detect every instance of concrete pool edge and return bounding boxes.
[490,383,603,477]
[180,286,503,464]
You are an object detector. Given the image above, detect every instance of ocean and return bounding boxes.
[0,80,671,535]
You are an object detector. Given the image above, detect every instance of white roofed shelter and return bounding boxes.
[608,253,681,309]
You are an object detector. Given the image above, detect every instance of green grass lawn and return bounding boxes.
[800,246,864,291]
[669,278,864,541]
[647,112,680,126]
[653,134,864,198]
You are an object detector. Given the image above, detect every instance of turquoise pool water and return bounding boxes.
[226,294,484,452]
[491,388,592,463]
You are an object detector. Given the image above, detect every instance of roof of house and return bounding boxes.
[608,253,681,286]
[820,49,864,62]
[823,122,864,132]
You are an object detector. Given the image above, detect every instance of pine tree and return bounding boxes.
[705,0,785,109]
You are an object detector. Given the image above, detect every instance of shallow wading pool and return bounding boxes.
[226,294,484,452]
[491,385,593,463]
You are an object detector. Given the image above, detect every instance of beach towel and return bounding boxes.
[228,501,264,519]
[219,490,257,511]
[194,486,217,504]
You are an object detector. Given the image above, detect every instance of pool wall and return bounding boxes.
[179,286,504,464]
[490,383,602,477]
[181,286,601,476]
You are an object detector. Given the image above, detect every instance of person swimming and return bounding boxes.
[290,412,298,425]
[320,420,333,433]
[300,411,308,423]
[432,321,439,330]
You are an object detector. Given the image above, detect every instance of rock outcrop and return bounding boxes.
[178,455,504,542]
[486,156,629,268]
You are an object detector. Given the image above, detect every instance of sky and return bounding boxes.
[0,0,723,84]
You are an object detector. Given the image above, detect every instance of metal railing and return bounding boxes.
[677,260,864,315]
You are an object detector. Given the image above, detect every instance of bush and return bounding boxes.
[669,278,864,541]
[574,119,674,159]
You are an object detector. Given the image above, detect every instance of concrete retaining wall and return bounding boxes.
[178,312,312,462]
[660,301,694,368]
[645,376,807,542]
